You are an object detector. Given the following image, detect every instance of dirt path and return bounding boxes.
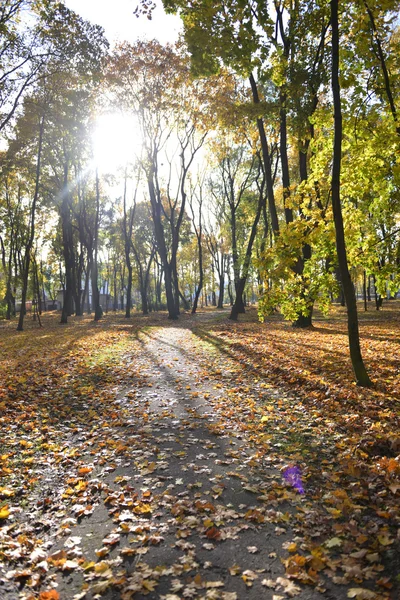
[1,316,378,599]
[60,322,351,598]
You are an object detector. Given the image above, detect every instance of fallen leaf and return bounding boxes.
[347,589,377,599]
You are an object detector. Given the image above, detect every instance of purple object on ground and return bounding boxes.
[283,466,304,494]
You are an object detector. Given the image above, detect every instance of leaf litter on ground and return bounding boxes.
[0,305,399,599]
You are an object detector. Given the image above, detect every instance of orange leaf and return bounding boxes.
[78,467,92,475]
[39,591,60,600]
[206,526,221,540]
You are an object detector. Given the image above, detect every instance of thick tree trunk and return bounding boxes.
[331,0,371,387]
[164,264,177,319]
[292,305,313,328]
[140,283,149,315]
[230,277,246,321]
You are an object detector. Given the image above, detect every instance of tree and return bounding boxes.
[330,0,371,387]
[108,40,213,319]
[131,201,156,315]
[188,172,205,314]
[0,1,107,135]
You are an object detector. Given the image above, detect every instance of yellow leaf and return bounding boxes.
[0,505,10,519]
[325,507,342,518]
[377,534,393,546]
[75,480,88,492]
[133,502,152,514]
[94,561,110,573]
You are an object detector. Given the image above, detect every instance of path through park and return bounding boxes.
[0,311,398,600]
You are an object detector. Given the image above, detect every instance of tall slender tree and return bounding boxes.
[330,0,371,387]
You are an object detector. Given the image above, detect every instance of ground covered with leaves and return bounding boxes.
[0,304,399,600]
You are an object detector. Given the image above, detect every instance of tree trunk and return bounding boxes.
[147,174,178,319]
[113,265,118,311]
[363,270,368,311]
[17,114,44,331]
[92,170,102,321]
[331,0,371,387]
[249,74,279,235]
[1,235,15,319]
[364,1,400,137]
[373,275,382,310]
[126,264,133,318]
[217,254,225,309]
[230,169,264,321]
[60,159,76,324]
[367,275,371,301]
[292,298,313,327]
[279,89,293,225]
[122,169,135,318]
[230,277,246,321]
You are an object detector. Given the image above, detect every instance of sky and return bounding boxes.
[64,0,182,45]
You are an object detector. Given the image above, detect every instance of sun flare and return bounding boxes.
[92,112,141,171]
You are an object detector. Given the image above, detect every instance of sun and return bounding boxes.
[92,112,142,172]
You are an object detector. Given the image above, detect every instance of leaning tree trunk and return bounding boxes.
[331,0,371,387]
